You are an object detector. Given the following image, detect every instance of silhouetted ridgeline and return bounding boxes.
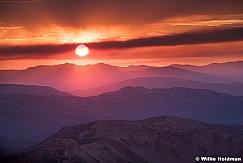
[1,61,243,91]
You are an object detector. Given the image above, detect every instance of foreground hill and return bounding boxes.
[0,84,71,96]
[3,116,243,163]
[1,86,243,156]
[72,77,243,96]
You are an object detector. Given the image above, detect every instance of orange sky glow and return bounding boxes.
[0,0,243,69]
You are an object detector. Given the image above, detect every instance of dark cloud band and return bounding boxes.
[0,44,75,58]
[87,27,243,49]
[0,27,243,59]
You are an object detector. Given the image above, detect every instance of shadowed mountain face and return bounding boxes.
[1,85,243,156]
[0,62,239,91]
[3,116,243,163]
[0,84,71,96]
[71,77,243,96]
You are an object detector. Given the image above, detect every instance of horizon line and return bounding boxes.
[1,60,242,71]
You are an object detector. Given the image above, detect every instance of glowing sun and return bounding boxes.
[75,45,89,57]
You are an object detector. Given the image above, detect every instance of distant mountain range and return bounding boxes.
[172,60,243,81]
[3,116,243,163]
[71,77,243,96]
[1,61,243,91]
[0,63,129,91]
[1,85,243,156]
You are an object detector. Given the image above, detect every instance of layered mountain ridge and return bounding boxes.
[1,85,243,156]
[72,77,243,96]
[1,61,242,91]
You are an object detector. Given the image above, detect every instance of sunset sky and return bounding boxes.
[0,0,243,69]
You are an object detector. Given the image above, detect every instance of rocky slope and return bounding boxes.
[3,116,243,163]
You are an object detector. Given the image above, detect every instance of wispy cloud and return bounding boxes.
[1,0,243,27]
